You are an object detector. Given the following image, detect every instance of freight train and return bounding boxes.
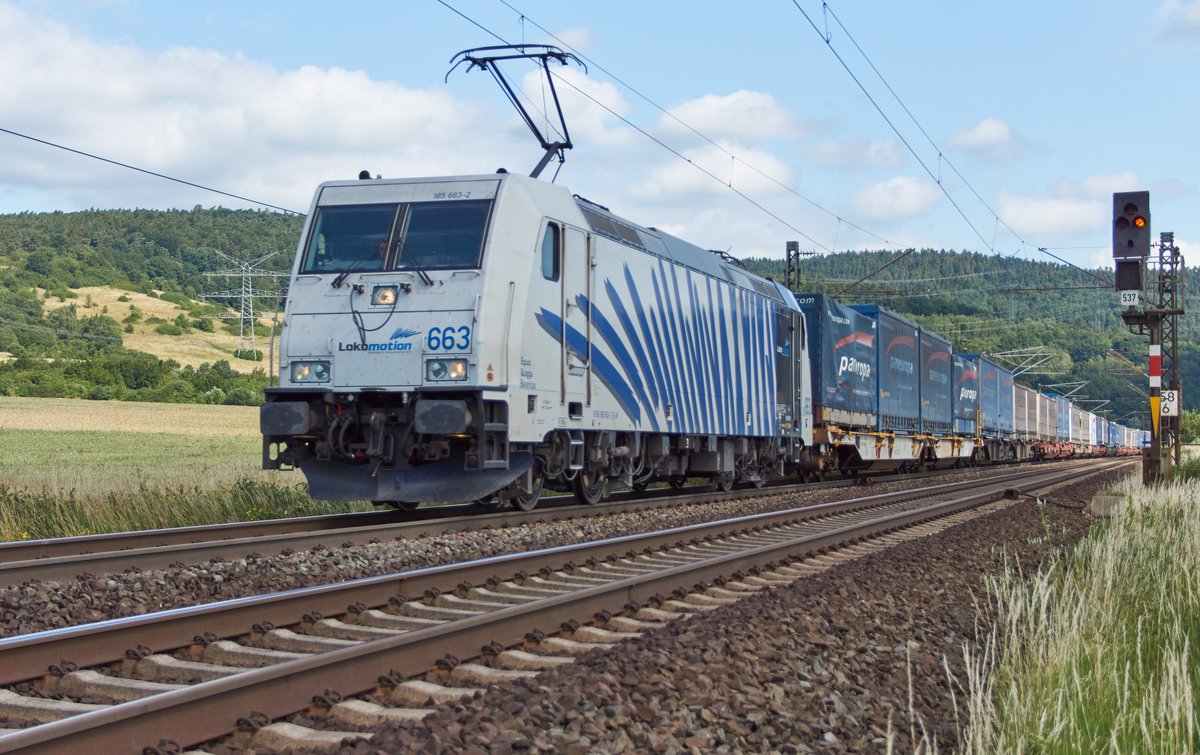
[260,171,1146,510]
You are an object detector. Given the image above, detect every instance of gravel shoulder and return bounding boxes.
[355,468,1125,754]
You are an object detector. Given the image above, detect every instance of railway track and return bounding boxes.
[0,462,1067,584]
[0,458,1128,753]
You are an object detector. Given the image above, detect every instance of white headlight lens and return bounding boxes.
[426,359,468,382]
[291,360,331,383]
[372,285,398,306]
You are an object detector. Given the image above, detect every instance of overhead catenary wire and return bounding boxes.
[438,0,834,251]
[494,0,898,251]
[790,2,1114,288]
[0,127,303,216]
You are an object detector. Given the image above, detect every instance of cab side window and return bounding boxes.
[541,223,560,281]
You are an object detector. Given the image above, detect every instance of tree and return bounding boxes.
[24,250,53,276]
[1180,410,1200,445]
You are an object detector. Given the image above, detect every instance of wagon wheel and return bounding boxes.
[377,500,420,513]
[572,469,607,505]
[667,475,689,490]
[711,476,734,493]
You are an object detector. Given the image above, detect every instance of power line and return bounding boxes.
[438,1,860,252]
[494,0,898,251]
[0,126,303,216]
[787,2,1115,288]
[786,1,992,253]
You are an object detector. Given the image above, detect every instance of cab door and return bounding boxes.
[560,226,591,413]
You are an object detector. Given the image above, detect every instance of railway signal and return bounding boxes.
[1113,191,1150,307]
[1112,190,1150,260]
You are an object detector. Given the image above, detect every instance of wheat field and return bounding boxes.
[0,396,375,540]
[0,396,282,494]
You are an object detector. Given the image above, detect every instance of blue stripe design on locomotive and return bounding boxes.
[605,277,660,410]
[677,269,707,432]
[576,293,660,432]
[651,265,693,430]
[533,309,642,425]
[622,266,673,425]
[715,284,733,435]
[534,260,782,437]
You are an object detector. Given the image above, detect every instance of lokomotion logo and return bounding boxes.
[338,327,420,353]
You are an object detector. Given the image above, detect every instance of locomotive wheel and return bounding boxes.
[509,474,544,512]
[711,476,733,493]
[667,475,689,490]
[572,470,607,505]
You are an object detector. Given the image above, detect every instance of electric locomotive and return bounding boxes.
[261,171,813,510]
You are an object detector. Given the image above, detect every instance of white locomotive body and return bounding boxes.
[262,172,813,508]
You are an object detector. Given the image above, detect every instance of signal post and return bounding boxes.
[1114,191,1186,484]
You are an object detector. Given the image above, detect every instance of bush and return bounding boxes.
[154,323,183,336]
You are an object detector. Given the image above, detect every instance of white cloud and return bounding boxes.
[995,192,1105,238]
[1088,249,1115,270]
[519,65,637,149]
[656,90,806,143]
[550,26,592,53]
[1055,171,1144,198]
[806,138,905,170]
[628,143,793,201]
[851,176,940,223]
[0,3,524,213]
[945,117,1021,163]
[1000,171,1193,243]
[1157,1,1200,42]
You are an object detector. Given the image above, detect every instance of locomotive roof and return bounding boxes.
[573,194,787,304]
[309,172,792,306]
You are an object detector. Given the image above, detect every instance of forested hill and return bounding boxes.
[0,207,301,298]
[0,209,1187,422]
[744,249,1126,328]
[0,208,301,405]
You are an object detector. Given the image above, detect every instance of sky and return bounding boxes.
[1,0,1197,273]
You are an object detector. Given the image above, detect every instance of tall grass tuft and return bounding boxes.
[0,478,374,541]
[960,478,1200,752]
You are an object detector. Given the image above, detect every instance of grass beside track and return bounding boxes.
[0,396,370,541]
[960,476,1200,752]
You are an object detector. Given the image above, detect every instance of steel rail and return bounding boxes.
[0,463,1076,585]
[0,460,1127,688]
[0,459,1126,754]
[0,463,966,566]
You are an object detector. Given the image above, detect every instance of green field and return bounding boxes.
[0,396,371,541]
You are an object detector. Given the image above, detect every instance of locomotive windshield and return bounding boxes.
[301,199,493,273]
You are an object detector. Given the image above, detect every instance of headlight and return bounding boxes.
[372,285,398,306]
[291,360,331,383]
[425,358,468,382]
